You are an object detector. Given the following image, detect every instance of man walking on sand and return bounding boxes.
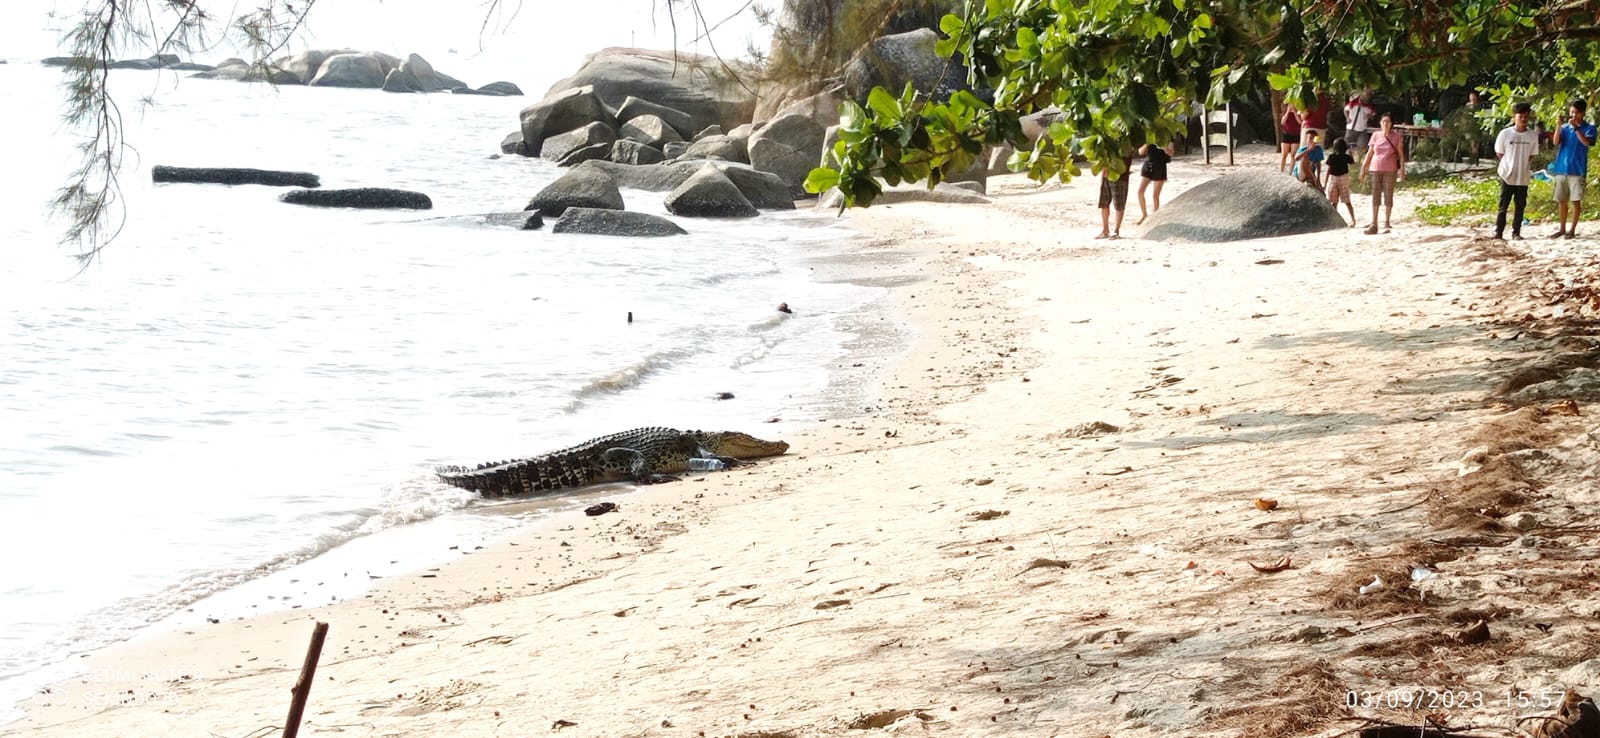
[1494,102,1540,241]
[1550,98,1596,239]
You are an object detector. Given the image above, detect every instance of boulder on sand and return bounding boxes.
[153,165,320,188]
[1142,170,1348,242]
[280,188,432,209]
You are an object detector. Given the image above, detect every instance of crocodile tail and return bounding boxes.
[438,451,602,497]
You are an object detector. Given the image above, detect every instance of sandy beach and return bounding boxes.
[11,144,1600,737]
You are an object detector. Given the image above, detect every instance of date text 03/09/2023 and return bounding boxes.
[1344,687,1573,711]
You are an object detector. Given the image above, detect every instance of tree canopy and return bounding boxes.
[807,0,1600,207]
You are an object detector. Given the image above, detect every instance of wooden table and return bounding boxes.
[1392,124,1447,163]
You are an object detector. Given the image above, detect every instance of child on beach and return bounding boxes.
[1292,131,1325,192]
[1323,138,1357,224]
[1096,157,1134,240]
[1135,142,1173,225]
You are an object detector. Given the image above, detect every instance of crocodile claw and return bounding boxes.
[636,473,682,485]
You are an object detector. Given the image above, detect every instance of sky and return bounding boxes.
[1,0,774,93]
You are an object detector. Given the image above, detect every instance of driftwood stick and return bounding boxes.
[282,621,330,738]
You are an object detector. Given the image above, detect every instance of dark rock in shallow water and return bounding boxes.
[153,165,320,188]
[526,165,623,217]
[476,81,524,96]
[1143,170,1347,242]
[280,188,432,209]
[551,207,686,237]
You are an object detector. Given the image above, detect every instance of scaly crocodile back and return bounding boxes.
[435,426,795,498]
[435,427,695,497]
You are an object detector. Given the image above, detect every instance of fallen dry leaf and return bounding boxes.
[1254,498,1279,511]
[1248,555,1293,573]
[1448,619,1490,645]
[1548,399,1582,416]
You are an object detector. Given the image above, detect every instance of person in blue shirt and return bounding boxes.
[1550,98,1597,239]
[1292,131,1326,193]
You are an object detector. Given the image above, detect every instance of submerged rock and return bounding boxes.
[280,188,432,209]
[153,165,320,188]
[551,207,686,237]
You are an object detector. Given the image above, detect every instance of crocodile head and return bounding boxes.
[695,430,789,459]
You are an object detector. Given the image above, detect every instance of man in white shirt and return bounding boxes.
[1344,91,1373,161]
[1494,102,1540,240]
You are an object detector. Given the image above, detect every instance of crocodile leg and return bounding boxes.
[601,447,680,485]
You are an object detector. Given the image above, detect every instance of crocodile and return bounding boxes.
[436,427,789,498]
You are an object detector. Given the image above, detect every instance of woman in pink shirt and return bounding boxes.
[1358,112,1407,234]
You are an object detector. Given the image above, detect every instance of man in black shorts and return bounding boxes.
[1097,157,1133,239]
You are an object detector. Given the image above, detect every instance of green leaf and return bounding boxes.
[803,167,841,195]
[867,87,900,121]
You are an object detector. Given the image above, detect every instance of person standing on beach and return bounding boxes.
[1358,112,1406,234]
[1492,102,1540,241]
[1096,156,1133,239]
[1323,137,1357,224]
[1279,104,1303,173]
[1135,142,1172,225]
[1549,98,1596,239]
[1301,90,1334,149]
[1344,91,1374,161]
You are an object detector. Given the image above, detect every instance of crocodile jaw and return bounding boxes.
[700,431,789,458]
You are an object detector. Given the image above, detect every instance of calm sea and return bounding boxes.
[0,61,903,718]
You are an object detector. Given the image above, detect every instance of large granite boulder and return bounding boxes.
[620,115,683,149]
[280,49,353,83]
[400,53,446,92]
[615,96,696,139]
[569,160,793,209]
[769,85,848,131]
[556,143,614,167]
[675,134,748,164]
[518,86,616,158]
[610,139,666,165]
[280,188,432,209]
[541,121,618,164]
[309,53,387,88]
[748,114,826,195]
[842,29,970,104]
[153,165,319,188]
[544,48,757,134]
[664,164,759,218]
[525,165,624,217]
[1143,170,1348,242]
[501,130,527,156]
[551,207,686,237]
[382,68,422,93]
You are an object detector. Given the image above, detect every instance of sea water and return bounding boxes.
[0,61,906,716]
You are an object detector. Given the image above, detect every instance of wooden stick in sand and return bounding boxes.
[281,621,330,738]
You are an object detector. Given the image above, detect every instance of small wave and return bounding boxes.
[746,312,791,333]
[559,346,697,412]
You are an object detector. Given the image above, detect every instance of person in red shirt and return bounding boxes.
[1301,91,1334,144]
[1280,104,1303,173]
